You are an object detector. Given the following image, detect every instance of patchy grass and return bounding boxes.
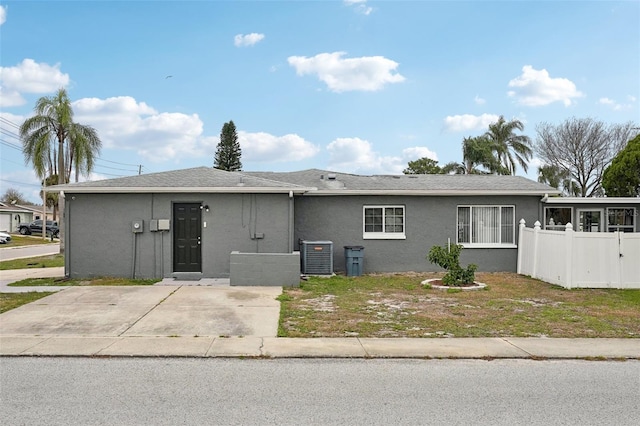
[278,272,640,338]
[1,235,58,247]
[0,292,54,313]
[9,277,160,286]
[0,254,64,270]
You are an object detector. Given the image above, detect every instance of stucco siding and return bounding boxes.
[65,192,291,279]
[294,195,541,273]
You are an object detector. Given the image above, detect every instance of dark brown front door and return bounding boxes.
[173,203,202,272]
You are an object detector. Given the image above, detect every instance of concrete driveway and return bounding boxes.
[0,285,282,338]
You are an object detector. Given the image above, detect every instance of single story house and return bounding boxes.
[0,202,35,233]
[50,166,574,284]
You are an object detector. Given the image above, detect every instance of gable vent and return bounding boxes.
[301,241,333,275]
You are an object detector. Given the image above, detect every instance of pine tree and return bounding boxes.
[214,120,242,171]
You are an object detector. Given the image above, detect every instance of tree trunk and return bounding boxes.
[58,138,65,254]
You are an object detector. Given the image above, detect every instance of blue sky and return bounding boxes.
[1,0,639,203]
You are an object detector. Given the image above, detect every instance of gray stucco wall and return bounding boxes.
[65,192,292,279]
[230,251,300,286]
[294,195,542,273]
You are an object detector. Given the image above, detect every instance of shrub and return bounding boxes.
[427,244,477,286]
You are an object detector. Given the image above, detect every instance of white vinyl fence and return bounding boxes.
[517,219,640,289]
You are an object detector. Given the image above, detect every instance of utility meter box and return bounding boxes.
[132,219,144,233]
[158,219,170,230]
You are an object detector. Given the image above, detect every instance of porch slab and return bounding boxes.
[121,305,280,337]
[0,303,158,336]
[163,286,282,307]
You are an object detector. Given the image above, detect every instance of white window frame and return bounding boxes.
[606,207,636,233]
[362,205,406,240]
[457,205,516,248]
[577,208,604,232]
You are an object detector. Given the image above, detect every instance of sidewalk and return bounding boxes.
[0,267,66,292]
[1,336,638,359]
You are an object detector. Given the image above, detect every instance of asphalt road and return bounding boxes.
[1,358,638,425]
[0,242,59,261]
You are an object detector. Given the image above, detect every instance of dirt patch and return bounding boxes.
[278,272,640,338]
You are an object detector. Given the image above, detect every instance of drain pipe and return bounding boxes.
[288,190,294,253]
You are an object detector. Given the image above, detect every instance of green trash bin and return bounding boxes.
[344,246,364,277]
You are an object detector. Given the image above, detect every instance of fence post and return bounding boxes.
[532,221,541,279]
[517,219,526,274]
[613,231,621,288]
[565,222,574,289]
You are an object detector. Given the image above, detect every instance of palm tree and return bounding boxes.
[20,88,101,184]
[444,136,504,174]
[39,175,60,220]
[20,88,102,252]
[484,116,533,175]
[538,164,579,196]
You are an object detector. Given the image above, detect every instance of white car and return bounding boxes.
[0,231,12,244]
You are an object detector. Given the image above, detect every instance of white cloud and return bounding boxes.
[474,95,486,105]
[344,0,373,15]
[288,52,405,93]
[72,96,204,162]
[0,59,70,107]
[0,59,70,93]
[507,65,584,107]
[0,6,7,26]
[327,137,424,175]
[598,96,634,111]
[0,87,25,107]
[401,147,438,162]
[238,131,319,162]
[234,33,265,47]
[69,96,320,165]
[443,113,500,132]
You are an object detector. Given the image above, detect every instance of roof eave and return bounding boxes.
[542,196,640,204]
[304,189,561,196]
[47,186,314,195]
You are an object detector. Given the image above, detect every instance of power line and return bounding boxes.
[0,139,22,151]
[0,117,20,130]
[0,178,41,188]
[95,157,138,166]
[1,116,146,176]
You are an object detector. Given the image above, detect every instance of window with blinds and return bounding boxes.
[457,205,515,246]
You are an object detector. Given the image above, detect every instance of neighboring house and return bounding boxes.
[0,202,34,233]
[541,197,640,233]
[15,204,55,222]
[50,167,560,281]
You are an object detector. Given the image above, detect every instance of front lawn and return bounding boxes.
[0,292,55,314]
[278,272,640,338]
[9,277,160,286]
[1,235,58,247]
[0,254,64,270]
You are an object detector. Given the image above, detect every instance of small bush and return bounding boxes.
[427,244,477,286]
